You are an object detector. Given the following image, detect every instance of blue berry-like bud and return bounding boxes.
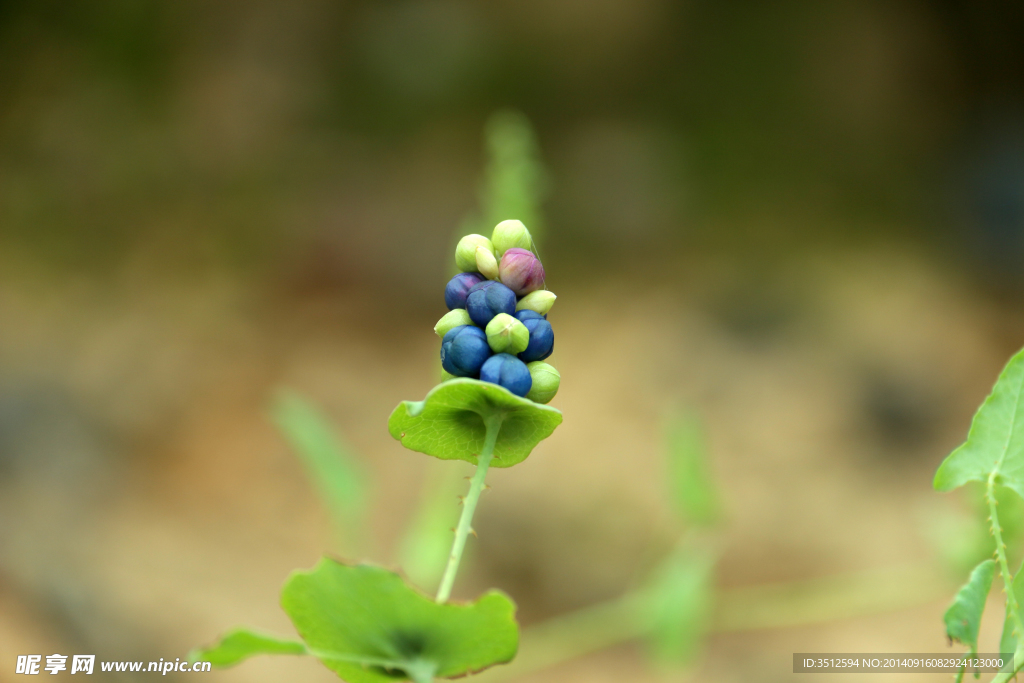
[440,325,491,377]
[444,272,485,310]
[518,318,554,362]
[514,310,545,322]
[480,353,532,397]
[466,280,516,327]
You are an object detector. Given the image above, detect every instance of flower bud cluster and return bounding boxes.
[438,221,559,403]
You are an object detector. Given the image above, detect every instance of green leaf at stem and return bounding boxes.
[388,379,562,467]
[190,628,307,667]
[281,559,518,682]
[944,558,995,682]
[934,348,1024,498]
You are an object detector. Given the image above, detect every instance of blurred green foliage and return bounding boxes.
[637,410,722,666]
[1001,562,1024,664]
[478,110,548,245]
[639,540,716,667]
[943,559,994,681]
[975,485,1024,567]
[926,483,1024,578]
[457,109,548,260]
[271,391,368,549]
[397,464,466,590]
[934,347,1024,680]
[665,412,721,528]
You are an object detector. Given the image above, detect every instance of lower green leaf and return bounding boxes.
[944,559,996,683]
[191,628,307,667]
[281,558,518,682]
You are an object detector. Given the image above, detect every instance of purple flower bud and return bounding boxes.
[498,248,545,296]
[480,353,533,397]
[466,280,517,327]
[444,272,485,310]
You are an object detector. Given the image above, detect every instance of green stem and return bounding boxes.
[987,472,1024,638]
[436,413,503,603]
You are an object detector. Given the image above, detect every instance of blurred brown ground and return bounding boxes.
[3,1,1024,681]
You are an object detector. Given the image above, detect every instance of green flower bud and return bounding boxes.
[485,312,529,354]
[525,361,560,404]
[491,219,532,256]
[516,289,557,315]
[434,308,473,337]
[476,246,499,280]
[455,234,495,272]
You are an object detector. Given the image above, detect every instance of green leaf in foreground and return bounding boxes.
[191,628,306,667]
[944,558,995,682]
[935,348,1024,499]
[388,379,562,467]
[282,559,518,682]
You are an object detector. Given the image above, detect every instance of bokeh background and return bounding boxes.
[3,1,1024,681]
